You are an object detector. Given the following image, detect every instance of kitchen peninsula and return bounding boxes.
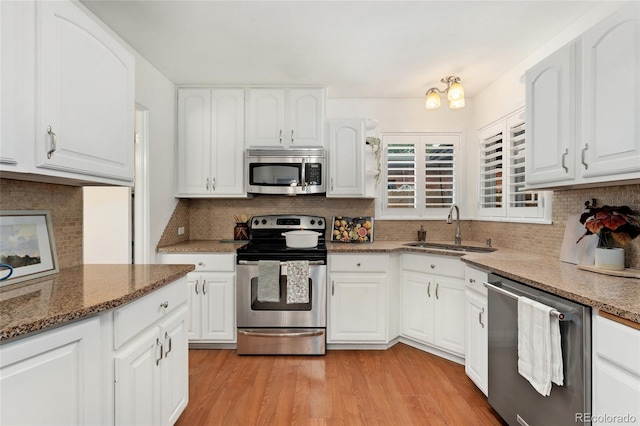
[0,263,194,425]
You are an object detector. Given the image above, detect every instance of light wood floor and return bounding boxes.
[176,343,505,425]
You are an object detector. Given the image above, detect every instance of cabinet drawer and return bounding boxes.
[160,253,235,272]
[113,278,188,349]
[464,265,489,295]
[595,314,640,375]
[402,253,464,278]
[329,254,389,273]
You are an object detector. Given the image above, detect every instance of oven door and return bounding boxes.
[236,261,327,328]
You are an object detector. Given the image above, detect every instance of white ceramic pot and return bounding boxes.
[594,247,625,271]
[281,230,320,248]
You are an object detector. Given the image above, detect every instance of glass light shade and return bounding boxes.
[449,98,466,109]
[447,81,465,101]
[425,90,441,109]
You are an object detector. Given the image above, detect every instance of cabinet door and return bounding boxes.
[160,305,189,425]
[246,88,285,147]
[0,317,101,426]
[400,271,434,344]
[433,277,465,356]
[176,89,212,196]
[525,41,577,186]
[36,1,134,182]
[114,327,162,426]
[465,290,488,395]
[328,273,387,342]
[581,4,640,178]
[201,272,236,342]
[327,119,365,197]
[210,89,245,195]
[288,88,324,147]
[186,274,203,340]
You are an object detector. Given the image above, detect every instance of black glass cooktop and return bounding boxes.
[236,241,327,262]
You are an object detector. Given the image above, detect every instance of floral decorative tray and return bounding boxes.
[331,216,374,243]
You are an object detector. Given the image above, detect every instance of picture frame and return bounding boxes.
[0,210,59,286]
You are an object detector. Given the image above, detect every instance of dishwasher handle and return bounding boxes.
[484,282,567,321]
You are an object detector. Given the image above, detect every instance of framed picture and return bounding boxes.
[0,210,59,286]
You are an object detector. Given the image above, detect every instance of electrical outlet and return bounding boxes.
[583,198,596,209]
[178,226,185,235]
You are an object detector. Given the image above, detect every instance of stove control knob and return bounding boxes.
[318,220,323,226]
[261,219,267,225]
[253,219,259,226]
[310,220,315,225]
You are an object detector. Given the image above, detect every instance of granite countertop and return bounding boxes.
[157,239,640,324]
[0,264,195,341]
[158,240,245,253]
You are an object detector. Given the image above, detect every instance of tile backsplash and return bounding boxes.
[0,178,84,268]
[158,184,639,268]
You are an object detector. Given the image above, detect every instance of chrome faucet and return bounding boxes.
[446,204,462,245]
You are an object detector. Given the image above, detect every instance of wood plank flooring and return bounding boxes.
[176,343,505,425]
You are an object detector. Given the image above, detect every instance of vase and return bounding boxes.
[594,247,625,271]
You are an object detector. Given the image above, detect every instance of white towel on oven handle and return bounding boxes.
[257,260,280,302]
[286,260,309,304]
[517,296,563,396]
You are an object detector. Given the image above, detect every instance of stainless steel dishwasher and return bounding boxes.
[485,273,591,426]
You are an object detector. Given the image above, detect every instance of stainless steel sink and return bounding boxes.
[402,242,496,253]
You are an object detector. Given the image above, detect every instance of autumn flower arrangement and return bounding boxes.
[577,205,640,248]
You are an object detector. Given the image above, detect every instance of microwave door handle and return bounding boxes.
[301,158,306,190]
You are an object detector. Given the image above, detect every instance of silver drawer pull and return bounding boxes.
[479,307,485,328]
[581,143,589,169]
[561,148,569,173]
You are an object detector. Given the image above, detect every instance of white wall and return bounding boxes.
[83,187,131,263]
[132,52,177,263]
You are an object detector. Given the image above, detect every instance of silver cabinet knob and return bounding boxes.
[356,262,361,267]
[469,278,476,283]
[430,264,436,269]
[160,301,169,309]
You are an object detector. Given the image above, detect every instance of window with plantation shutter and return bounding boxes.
[479,129,504,213]
[380,133,460,218]
[478,108,551,222]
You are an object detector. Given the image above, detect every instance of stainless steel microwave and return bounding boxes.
[245,148,326,195]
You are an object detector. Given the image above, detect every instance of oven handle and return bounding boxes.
[237,260,325,266]
[238,329,324,338]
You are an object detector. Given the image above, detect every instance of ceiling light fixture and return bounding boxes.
[425,76,465,110]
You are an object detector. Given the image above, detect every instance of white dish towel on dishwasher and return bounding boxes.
[517,296,564,396]
[286,260,309,304]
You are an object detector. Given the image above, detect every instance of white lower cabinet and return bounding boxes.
[188,272,236,342]
[0,317,102,426]
[400,254,465,357]
[115,304,189,426]
[592,312,640,424]
[161,253,236,343]
[464,264,489,396]
[328,254,389,343]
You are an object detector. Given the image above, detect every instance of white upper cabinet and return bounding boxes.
[0,0,135,186]
[246,87,325,148]
[525,42,577,186]
[176,88,245,197]
[36,1,135,182]
[581,5,640,178]
[327,119,365,197]
[525,3,640,189]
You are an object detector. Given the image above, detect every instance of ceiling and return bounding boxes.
[81,0,604,98]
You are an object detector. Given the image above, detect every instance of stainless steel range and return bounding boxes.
[236,215,327,355]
